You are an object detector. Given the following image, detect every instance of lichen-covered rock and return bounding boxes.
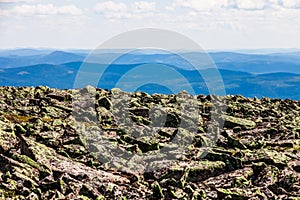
[224,115,256,130]
[0,122,17,153]
[0,86,299,199]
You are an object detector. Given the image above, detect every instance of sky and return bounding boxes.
[0,0,300,50]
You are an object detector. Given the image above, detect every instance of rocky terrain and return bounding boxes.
[0,86,300,199]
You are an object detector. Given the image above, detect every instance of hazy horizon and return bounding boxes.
[1,47,300,54]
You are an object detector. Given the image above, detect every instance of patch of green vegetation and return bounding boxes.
[12,153,51,176]
[3,113,53,123]
[3,113,34,123]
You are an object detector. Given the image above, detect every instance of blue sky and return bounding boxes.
[0,0,300,50]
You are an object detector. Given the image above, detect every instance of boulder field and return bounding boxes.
[0,86,300,199]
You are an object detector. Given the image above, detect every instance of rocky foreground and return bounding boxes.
[0,86,300,200]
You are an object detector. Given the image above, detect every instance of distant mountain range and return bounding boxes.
[1,49,300,74]
[0,51,84,68]
[0,49,300,99]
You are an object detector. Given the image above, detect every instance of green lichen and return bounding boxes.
[152,181,164,199]
[12,153,51,176]
[217,188,248,200]
[224,115,256,130]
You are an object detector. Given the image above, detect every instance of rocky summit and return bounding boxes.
[0,86,300,200]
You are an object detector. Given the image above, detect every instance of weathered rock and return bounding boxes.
[224,115,256,130]
[0,86,300,199]
[0,122,17,153]
[98,96,112,110]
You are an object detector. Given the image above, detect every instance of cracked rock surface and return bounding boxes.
[0,86,300,199]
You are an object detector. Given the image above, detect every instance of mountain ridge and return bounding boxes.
[0,61,300,99]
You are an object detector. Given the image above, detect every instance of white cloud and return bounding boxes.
[95,1,127,13]
[6,4,83,16]
[267,0,280,4]
[132,1,156,13]
[235,0,266,10]
[0,0,36,2]
[94,1,130,19]
[1,0,300,49]
[222,0,238,8]
[168,0,300,11]
[168,0,225,11]
[0,9,9,16]
[233,0,300,10]
[94,1,156,20]
[282,0,300,8]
